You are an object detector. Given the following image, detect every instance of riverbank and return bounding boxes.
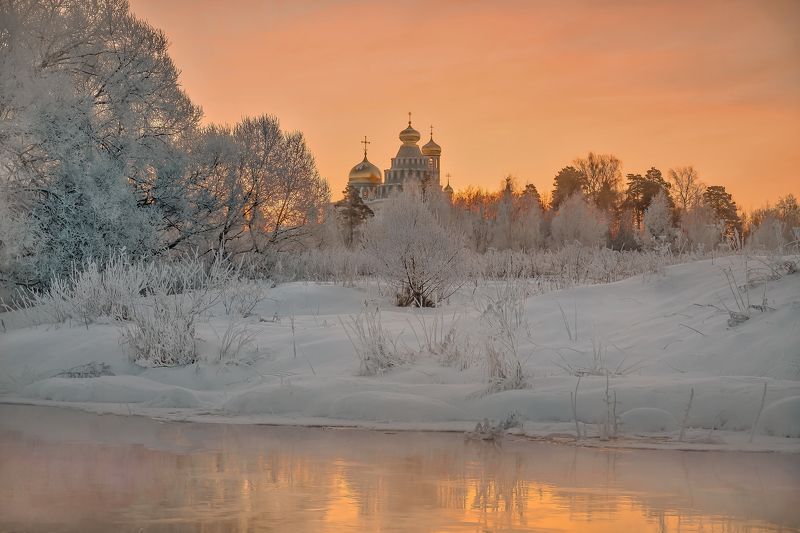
[2,256,799,453]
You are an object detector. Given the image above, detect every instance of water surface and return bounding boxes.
[0,404,797,532]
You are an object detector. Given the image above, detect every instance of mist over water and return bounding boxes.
[0,404,796,532]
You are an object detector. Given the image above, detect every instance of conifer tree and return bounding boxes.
[334,185,374,248]
[550,166,585,210]
[703,185,742,240]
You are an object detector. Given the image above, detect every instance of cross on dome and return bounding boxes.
[361,135,370,158]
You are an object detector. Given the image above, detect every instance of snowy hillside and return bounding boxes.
[1,255,798,451]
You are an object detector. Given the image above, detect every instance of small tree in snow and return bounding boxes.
[680,205,722,252]
[642,190,674,246]
[334,185,373,248]
[550,193,608,247]
[364,187,464,307]
[749,216,785,251]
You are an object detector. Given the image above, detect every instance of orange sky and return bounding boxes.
[129,0,799,209]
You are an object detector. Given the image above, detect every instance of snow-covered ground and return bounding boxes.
[1,255,798,452]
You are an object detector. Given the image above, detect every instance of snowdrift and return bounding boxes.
[2,255,798,450]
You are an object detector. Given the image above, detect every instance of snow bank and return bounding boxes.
[2,256,799,451]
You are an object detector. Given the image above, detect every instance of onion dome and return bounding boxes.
[349,136,382,184]
[399,113,421,145]
[422,134,441,157]
[443,173,453,194]
[348,156,382,184]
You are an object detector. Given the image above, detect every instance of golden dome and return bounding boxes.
[399,114,421,144]
[443,173,453,194]
[348,156,382,184]
[422,136,441,156]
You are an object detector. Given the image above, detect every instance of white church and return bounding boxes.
[347,114,453,204]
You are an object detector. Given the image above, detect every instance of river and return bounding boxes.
[0,404,797,532]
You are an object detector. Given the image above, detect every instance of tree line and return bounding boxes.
[334,152,798,255]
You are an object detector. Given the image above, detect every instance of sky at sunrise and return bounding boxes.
[128,0,800,209]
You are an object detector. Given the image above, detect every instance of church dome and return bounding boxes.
[348,156,382,184]
[422,136,441,156]
[399,121,421,144]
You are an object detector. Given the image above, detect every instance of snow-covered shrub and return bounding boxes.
[550,193,608,247]
[642,190,674,245]
[0,190,34,285]
[749,216,786,252]
[408,311,473,370]
[549,243,594,287]
[340,306,405,376]
[120,289,202,367]
[121,256,236,366]
[21,253,237,326]
[23,254,152,324]
[222,280,265,317]
[280,247,376,284]
[478,279,531,393]
[681,205,722,252]
[364,188,465,307]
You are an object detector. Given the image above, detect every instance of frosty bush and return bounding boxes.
[749,217,786,252]
[12,251,246,366]
[278,247,376,284]
[478,280,531,393]
[642,190,674,245]
[408,311,474,370]
[120,290,202,367]
[340,305,406,376]
[21,253,236,326]
[364,188,465,307]
[221,279,266,317]
[0,190,33,285]
[550,193,608,247]
[23,254,152,324]
[680,205,722,253]
[120,256,238,366]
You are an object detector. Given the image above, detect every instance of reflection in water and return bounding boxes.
[0,405,797,532]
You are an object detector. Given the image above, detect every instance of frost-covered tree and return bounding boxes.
[624,168,672,229]
[230,116,330,254]
[550,166,585,210]
[517,186,544,251]
[0,189,32,281]
[491,176,516,250]
[157,116,330,256]
[452,186,493,253]
[522,183,544,211]
[703,185,742,241]
[0,0,200,284]
[159,125,241,254]
[680,205,722,252]
[334,185,373,248]
[643,190,674,245]
[573,153,622,212]
[749,216,785,251]
[364,187,464,307]
[550,193,608,247]
[668,166,705,213]
[749,194,800,247]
